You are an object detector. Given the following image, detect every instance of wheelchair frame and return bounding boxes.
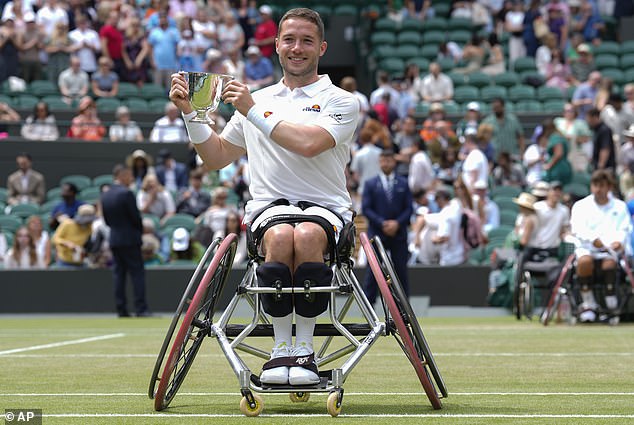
[148,232,447,416]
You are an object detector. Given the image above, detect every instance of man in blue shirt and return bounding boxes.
[148,12,180,88]
[50,183,84,230]
[244,45,274,91]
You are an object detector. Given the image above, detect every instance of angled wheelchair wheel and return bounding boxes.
[152,234,237,411]
[541,254,575,326]
[518,271,533,320]
[513,255,525,320]
[360,233,445,409]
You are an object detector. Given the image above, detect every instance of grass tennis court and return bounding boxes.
[1,315,633,424]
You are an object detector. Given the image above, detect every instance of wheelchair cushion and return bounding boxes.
[523,259,561,275]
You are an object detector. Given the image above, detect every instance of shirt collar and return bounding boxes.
[271,75,332,97]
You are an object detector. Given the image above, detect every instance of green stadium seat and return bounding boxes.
[96,97,121,112]
[492,72,520,88]
[422,17,447,31]
[519,71,544,87]
[41,95,73,112]
[442,102,460,114]
[7,203,40,219]
[592,41,620,55]
[406,57,430,71]
[124,98,149,112]
[420,44,440,60]
[437,56,454,71]
[468,247,484,265]
[422,31,446,45]
[117,82,140,99]
[480,85,507,102]
[312,5,332,18]
[563,182,590,198]
[600,68,624,85]
[332,4,358,16]
[0,188,7,203]
[372,44,397,61]
[400,18,424,32]
[620,54,634,69]
[29,80,60,96]
[466,72,491,88]
[161,213,196,232]
[15,94,39,109]
[397,31,422,46]
[140,83,167,100]
[620,40,634,55]
[92,174,113,188]
[490,186,521,198]
[148,98,169,113]
[514,99,542,112]
[78,186,101,202]
[60,175,92,191]
[487,225,514,241]
[378,57,405,75]
[46,187,62,201]
[542,100,566,112]
[500,209,518,226]
[594,54,619,70]
[39,199,58,215]
[0,215,22,233]
[494,197,519,213]
[512,57,537,73]
[374,17,398,32]
[571,171,591,186]
[0,94,14,108]
[537,86,564,101]
[508,85,536,102]
[625,70,634,86]
[447,71,466,87]
[393,45,420,60]
[370,31,396,46]
[142,213,161,231]
[446,17,472,31]
[413,102,429,116]
[448,30,471,45]
[453,85,479,103]
[433,2,451,18]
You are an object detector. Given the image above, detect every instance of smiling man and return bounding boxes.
[169,8,359,386]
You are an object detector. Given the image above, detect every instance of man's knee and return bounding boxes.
[293,222,328,253]
[262,224,294,259]
[293,262,332,318]
[576,255,594,277]
[256,262,293,317]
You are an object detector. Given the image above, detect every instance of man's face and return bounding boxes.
[379,155,396,175]
[16,156,31,171]
[61,184,76,201]
[276,18,325,81]
[591,180,610,203]
[586,113,599,127]
[402,118,416,134]
[119,169,133,186]
[547,187,562,203]
[492,101,504,116]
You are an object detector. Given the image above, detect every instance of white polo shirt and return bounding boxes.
[533,200,569,249]
[221,75,359,221]
[570,193,631,255]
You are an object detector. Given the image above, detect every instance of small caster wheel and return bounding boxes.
[326,391,342,417]
[609,316,620,326]
[289,392,310,402]
[240,393,263,417]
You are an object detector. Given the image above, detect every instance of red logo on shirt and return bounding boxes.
[264,111,273,118]
[302,104,321,112]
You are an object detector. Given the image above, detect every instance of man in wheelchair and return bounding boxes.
[570,170,631,322]
[168,9,359,386]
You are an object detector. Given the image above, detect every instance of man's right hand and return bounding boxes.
[169,72,193,114]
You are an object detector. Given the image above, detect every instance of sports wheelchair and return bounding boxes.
[541,238,634,326]
[148,228,447,417]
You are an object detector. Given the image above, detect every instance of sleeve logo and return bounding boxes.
[264,111,273,118]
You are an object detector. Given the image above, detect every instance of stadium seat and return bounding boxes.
[0,215,22,233]
[487,225,514,241]
[378,57,405,75]
[15,94,39,109]
[490,186,521,199]
[78,186,101,203]
[400,18,424,32]
[447,71,466,87]
[480,85,508,102]
[492,72,520,88]
[372,44,396,61]
[448,30,471,45]
[494,197,519,213]
[446,17,472,31]
[92,174,113,188]
[0,187,7,204]
[370,31,396,46]
[413,102,429,116]
[161,213,196,232]
[124,98,149,112]
[621,40,634,55]
[571,171,591,186]
[374,17,398,32]
[332,4,358,17]
[117,82,140,99]
[537,86,564,101]
[7,203,40,219]
[594,54,619,70]
[620,54,634,69]
[39,199,58,214]
[393,45,420,60]
[466,72,492,88]
[453,85,479,103]
[512,57,537,73]
[422,17,447,31]
[407,57,430,71]
[46,186,62,201]
[519,71,544,87]
[625,70,634,86]
[592,41,620,56]
[500,210,518,226]
[29,80,60,96]
[433,2,450,17]
[0,94,14,108]
[312,5,332,18]
[397,31,422,46]
[148,98,169,113]
[96,97,121,112]
[600,68,624,85]
[437,56,454,71]
[140,83,167,100]
[60,174,92,191]
[563,182,590,198]
[442,102,460,114]
[514,99,542,112]
[542,100,566,112]
[420,44,440,60]
[508,85,536,102]
[41,95,73,112]
[422,31,446,45]
[142,213,161,231]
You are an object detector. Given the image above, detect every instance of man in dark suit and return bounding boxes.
[101,164,149,317]
[154,148,189,193]
[362,149,413,305]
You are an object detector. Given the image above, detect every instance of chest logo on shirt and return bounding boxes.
[263,111,273,118]
[302,104,321,112]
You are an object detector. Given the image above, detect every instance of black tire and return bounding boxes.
[152,234,237,410]
[513,255,525,320]
[542,254,575,326]
[361,233,445,409]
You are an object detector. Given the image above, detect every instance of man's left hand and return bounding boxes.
[382,220,399,237]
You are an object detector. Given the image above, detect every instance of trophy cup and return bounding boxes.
[187,72,233,123]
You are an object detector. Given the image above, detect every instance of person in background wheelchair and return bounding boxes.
[169,9,359,386]
[527,181,570,262]
[570,170,631,322]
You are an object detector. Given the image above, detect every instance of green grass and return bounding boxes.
[1,316,633,424]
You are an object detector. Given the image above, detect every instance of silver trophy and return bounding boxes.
[187,72,233,123]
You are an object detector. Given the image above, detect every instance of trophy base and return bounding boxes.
[189,111,215,124]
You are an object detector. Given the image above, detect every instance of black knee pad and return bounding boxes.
[256,262,293,317]
[603,268,617,294]
[293,262,332,318]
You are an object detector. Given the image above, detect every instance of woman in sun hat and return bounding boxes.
[512,192,538,249]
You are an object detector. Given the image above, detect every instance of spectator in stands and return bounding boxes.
[531,180,569,257]
[2,1,34,28]
[192,8,217,53]
[476,122,496,163]
[58,56,89,105]
[234,0,259,47]
[362,149,413,302]
[370,71,400,111]
[101,164,150,317]
[98,10,124,77]
[394,115,422,177]
[126,149,155,191]
[50,182,83,230]
[523,128,549,187]
[175,168,211,217]
[586,108,616,172]
[504,0,526,66]
[4,226,46,268]
[408,138,434,193]
[36,0,67,36]
[149,101,188,143]
[601,93,631,145]
[473,180,500,235]
[6,152,45,206]
[20,101,59,141]
[177,26,204,72]
[492,151,525,188]
[418,62,453,104]
[223,47,246,83]
[148,11,180,88]
[87,203,112,268]
[437,41,463,64]
[244,44,274,91]
[122,17,151,86]
[52,203,96,267]
[435,146,461,185]
[544,48,572,95]
[554,103,592,173]
[522,0,542,57]
[0,100,20,137]
[69,96,105,141]
[0,17,21,83]
[454,33,486,75]
[481,32,506,76]
[170,226,204,263]
[361,111,392,149]
[372,92,399,129]
[512,192,538,248]
[224,210,248,264]
[91,56,119,98]
[570,43,596,84]
[201,47,226,74]
[27,214,51,266]
[137,173,175,222]
[17,14,43,82]
[66,0,96,30]
[199,186,236,239]
[68,15,101,76]
[540,118,572,185]
[619,126,634,197]
[340,75,370,129]
[109,106,143,142]
[0,231,6,267]
[141,232,163,266]
[570,0,604,44]
[419,102,446,145]
[155,148,188,193]
[253,5,276,60]
[349,127,382,198]
[572,70,601,118]
[624,84,634,123]
[594,77,614,112]
[45,21,72,85]
[217,11,244,56]
[546,2,568,51]
[456,102,481,141]
[461,130,489,192]
[535,32,556,77]
[482,97,525,157]
[169,0,197,20]
[414,188,464,266]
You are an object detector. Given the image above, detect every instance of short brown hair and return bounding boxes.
[590,169,615,187]
[278,8,325,41]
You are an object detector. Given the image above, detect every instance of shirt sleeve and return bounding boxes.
[220,111,247,148]
[312,93,359,146]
